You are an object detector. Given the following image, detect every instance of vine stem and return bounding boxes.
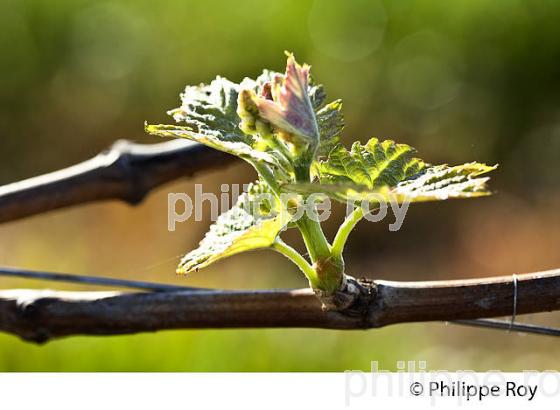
[296,216,331,262]
[252,162,282,194]
[272,238,319,287]
[291,155,332,265]
[3,268,560,343]
[331,206,365,257]
[0,139,235,224]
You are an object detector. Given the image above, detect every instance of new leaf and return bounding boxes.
[177,181,291,274]
[287,138,496,204]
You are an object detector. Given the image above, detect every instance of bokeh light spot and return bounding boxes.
[308,0,386,62]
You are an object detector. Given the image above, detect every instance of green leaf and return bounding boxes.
[308,80,326,110]
[177,181,291,274]
[316,99,343,157]
[317,138,426,187]
[146,77,289,177]
[168,76,242,139]
[286,138,496,203]
[146,123,282,168]
[390,162,496,202]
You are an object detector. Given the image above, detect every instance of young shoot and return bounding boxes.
[147,53,495,298]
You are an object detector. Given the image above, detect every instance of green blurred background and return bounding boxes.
[1,0,560,371]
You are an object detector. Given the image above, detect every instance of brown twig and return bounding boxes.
[1,269,558,344]
[0,139,235,223]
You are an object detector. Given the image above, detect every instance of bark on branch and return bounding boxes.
[1,269,559,344]
[0,140,235,223]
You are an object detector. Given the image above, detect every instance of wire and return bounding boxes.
[451,319,560,337]
[0,266,201,292]
[449,273,560,337]
[510,273,518,332]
